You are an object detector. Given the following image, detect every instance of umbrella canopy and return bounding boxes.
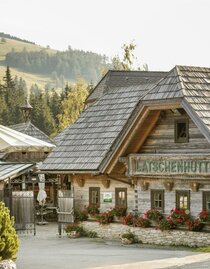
[0,124,55,152]
[37,174,47,205]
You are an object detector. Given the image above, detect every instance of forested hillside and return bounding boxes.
[5,47,108,83]
[0,33,109,86]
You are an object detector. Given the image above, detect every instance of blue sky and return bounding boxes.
[1,0,210,71]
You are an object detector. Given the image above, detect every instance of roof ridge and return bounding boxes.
[174,66,185,98]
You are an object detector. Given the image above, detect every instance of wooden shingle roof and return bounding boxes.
[87,70,167,102]
[143,65,210,136]
[41,66,210,173]
[41,71,166,171]
[10,122,54,144]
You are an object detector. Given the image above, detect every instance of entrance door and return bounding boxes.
[57,190,74,236]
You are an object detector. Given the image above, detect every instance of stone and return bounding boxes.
[0,260,16,269]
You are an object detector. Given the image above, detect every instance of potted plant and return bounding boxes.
[121,230,135,244]
[86,205,100,218]
[144,209,163,225]
[122,213,135,226]
[169,208,190,225]
[185,218,204,232]
[198,210,210,223]
[96,211,113,225]
[134,216,150,228]
[64,223,86,238]
[75,209,88,222]
[156,218,175,231]
[112,207,127,221]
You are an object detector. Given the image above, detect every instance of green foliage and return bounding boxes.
[86,231,98,238]
[85,206,100,216]
[156,218,174,231]
[121,230,135,240]
[144,209,163,221]
[57,79,89,130]
[193,247,210,252]
[75,209,88,222]
[64,223,86,236]
[122,213,135,226]
[5,47,109,83]
[134,217,150,228]
[0,202,19,261]
[96,212,114,225]
[169,208,190,225]
[112,41,137,71]
[112,207,127,217]
[184,218,204,232]
[0,66,25,125]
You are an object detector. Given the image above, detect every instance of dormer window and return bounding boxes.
[175,119,189,143]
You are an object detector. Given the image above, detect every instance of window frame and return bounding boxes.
[176,190,190,210]
[89,187,100,207]
[202,191,210,211]
[151,189,164,211]
[174,118,189,143]
[115,188,127,208]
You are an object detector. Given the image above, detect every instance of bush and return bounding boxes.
[64,223,86,236]
[122,213,135,226]
[86,206,100,216]
[198,210,210,222]
[134,217,150,228]
[185,218,204,232]
[112,207,127,217]
[96,212,113,225]
[86,231,98,238]
[170,208,190,225]
[121,230,135,241]
[75,209,88,222]
[156,218,174,231]
[0,202,19,261]
[144,209,163,221]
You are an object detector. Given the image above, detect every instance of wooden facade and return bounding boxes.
[41,66,210,217]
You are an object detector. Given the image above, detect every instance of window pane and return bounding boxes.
[177,123,187,138]
[116,188,127,207]
[179,194,188,209]
[152,190,164,210]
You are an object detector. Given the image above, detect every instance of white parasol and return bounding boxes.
[37,174,47,205]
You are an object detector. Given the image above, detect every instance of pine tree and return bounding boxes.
[0,202,19,261]
[2,67,25,125]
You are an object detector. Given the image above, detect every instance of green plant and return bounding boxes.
[198,210,210,222]
[122,213,135,226]
[185,218,204,232]
[96,212,113,225]
[0,202,19,261]
[86,231,98,238]
[75,209,88,222]
[64,223,86,236]
[170,208,190,225]
[134,217,150,228]
[144,209,163,221]
[156,218,174,231]
[112,207,127,217]
[86,206,100,217]
[121,230,135,241]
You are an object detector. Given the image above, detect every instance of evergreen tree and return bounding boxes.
[0,202,19,261]
[1,67,25,125]
[30,90,56,136]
